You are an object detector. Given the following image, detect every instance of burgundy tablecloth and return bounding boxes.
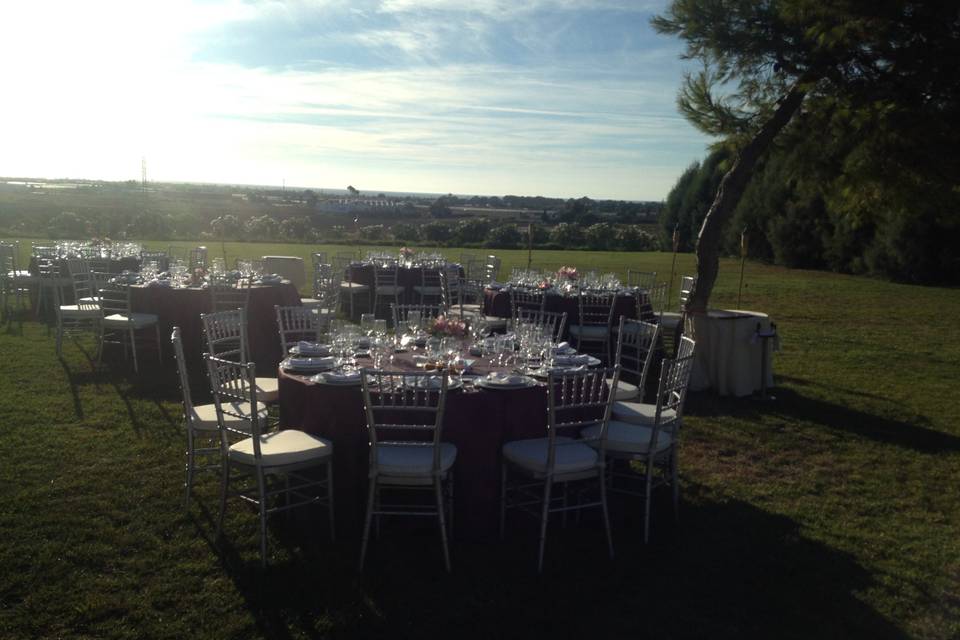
[278,354,552,540]
[28,256,141,309]
[482,288,653,337]
[130,282,301,374]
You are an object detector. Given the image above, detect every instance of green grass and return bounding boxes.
[1,242,958,638]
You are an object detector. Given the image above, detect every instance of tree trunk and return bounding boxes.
[685,80,809,319]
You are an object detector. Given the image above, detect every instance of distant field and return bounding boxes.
[1,238,958,637]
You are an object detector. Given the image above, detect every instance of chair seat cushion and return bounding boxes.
[581,420,674,455]
[377,442,457,476]
[483,316,508,326]
[611,400,676,425]
[503,436,598,474]
[610,378,640,401]
[376,285,405,295]
[191,401,269,432]
[569,324,610,339]
[254,377,280,403]
[59,304,102,318]
[229,429,332,467]
[340,282,369,291]
[103,312,159,329]
[299,297,321,305]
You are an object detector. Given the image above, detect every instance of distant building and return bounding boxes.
[316,198,404,214]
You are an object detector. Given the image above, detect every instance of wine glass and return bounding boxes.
[360,313,376,337]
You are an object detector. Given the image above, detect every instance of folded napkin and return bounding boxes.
[259,274,282,284]
[552,354,591,366]
[552,342,571,353]
[542,364,587,375]
[286,356,337,369]
[319,369,361,383]
[295,341,330,356]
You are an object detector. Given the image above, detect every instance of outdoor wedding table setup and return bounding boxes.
[483,267,657,333]
[278,315,604,539]
[130,260,300,373]
[340,250,463,309]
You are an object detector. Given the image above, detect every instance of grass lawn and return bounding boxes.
[1,241,958,638]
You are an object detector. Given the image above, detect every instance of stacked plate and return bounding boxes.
[281,356,338,373]
[474,372,537,390]
[289,342,331,357]
[311,370,362,385]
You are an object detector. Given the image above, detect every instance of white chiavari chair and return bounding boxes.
[206,355,334,566]
[200,309,279,403]
[569,290,617,364]
[96,281,162,373]
[359,369,457,572]
[610,316,660,402]
[500,365,620,572]
[515,308,567,343]
[275,304,326,357]
[583,337,696,542]
[55,270,102,356]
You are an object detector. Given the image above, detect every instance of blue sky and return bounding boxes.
[0,0,711,200]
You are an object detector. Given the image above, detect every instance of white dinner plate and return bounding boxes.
[475,375,537,390]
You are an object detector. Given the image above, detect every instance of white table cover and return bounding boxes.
[687,309,775,397]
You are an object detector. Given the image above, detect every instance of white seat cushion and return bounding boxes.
[376,442,457,476]
[190,401,269,432]
[569,324,610,339]
[59,304,102,318]
[457,303,482,312]
[483,316,508,326]
[503,436,598,475]
[299,297,321,305]
[228,429,332,467]
[611,400,676,425]
[254,376,279,403]
[610,378,640,401]
[375,285,405,295]
[102,312,159,329]
[581,420,674,455]
[340,282,369,291]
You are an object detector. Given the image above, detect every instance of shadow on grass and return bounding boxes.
[200,489,906,639]
[686,380,960,455]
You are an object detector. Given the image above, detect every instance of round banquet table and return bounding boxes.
[279,353,559,541]
[130,281,301,374]
[687,309,776,397]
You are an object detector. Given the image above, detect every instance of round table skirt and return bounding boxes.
[687,309,775,397]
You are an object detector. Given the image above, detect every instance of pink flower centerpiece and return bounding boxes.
[399,246,415,259]
[429,314,468,338]
[537,278,553,290]
[556,266,578,281]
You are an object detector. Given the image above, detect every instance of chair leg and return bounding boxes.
[257,470,268,567]
[435,478,452,573]
[96,324,105,368]
[359,478,377,572]
[55,318,64,356]
[216,462,230,540]
[447,474,454,535]
[184,430,195,509]
[155,324,162,362]
[499,462,508,540]
[643,459,654,544]
[671,450,680,524]
[599,468,614,559]
[537,479,552,573]
[327,460,336,542]
[129,328,139,373]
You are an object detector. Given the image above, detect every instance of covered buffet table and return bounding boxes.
[687,309,776,397]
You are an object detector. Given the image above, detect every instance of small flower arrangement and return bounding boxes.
[556,266,578,281]
[429,314,468,338]
[537,278,553,290]
[399,247,415,259]
[188,267,207,287]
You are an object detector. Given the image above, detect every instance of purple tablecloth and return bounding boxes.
[130,282,301,374]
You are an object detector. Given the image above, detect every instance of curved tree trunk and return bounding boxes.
[685,80,810,320]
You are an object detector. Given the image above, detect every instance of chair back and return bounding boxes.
[361,369,450,478]
[577,290,616,329]
[679,275,696,308]
[647,282,668,315]
[275,305,325,356]
[205,355,266,446]
[189,246,208,270]
[391,303,442,330]
[420,265,441,289]
[650,336,696,441]
[627,269,657,291]
[614,316,659,393]
[201,309,249,363]
[510,287,545,319]
[209,276,250,312]
[0,242,16,278]
[546,366,620,472]
[515,309,567,342]
[312,262,335,297]
[65,258,90,277]
[98,281,131,317]
[170,326,196,421]
[71,271,100,313]
[439,265,463,313]
[311,252,327,269]
[374,263,398,288]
